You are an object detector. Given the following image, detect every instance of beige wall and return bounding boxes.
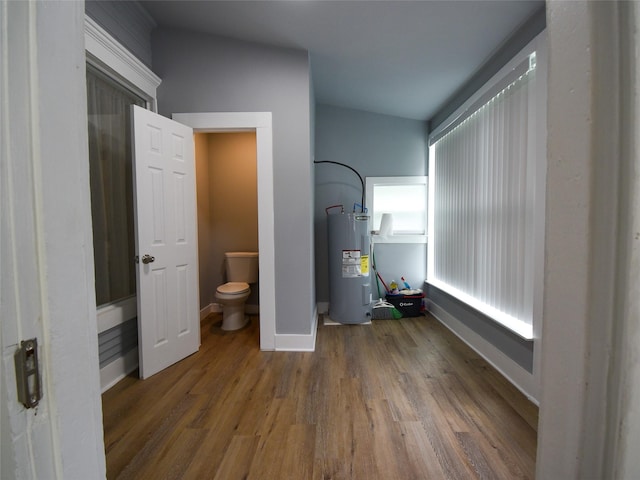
[195,132,258,309]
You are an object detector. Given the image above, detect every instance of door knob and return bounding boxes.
[141,254,155,264]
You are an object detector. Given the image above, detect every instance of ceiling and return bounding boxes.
[140,0,543,121]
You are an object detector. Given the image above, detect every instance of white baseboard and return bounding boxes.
[200,303,215,320]
[201,301,315,351]
[274,307,318,352]
[100,347,138,393]
[427,300,539,404]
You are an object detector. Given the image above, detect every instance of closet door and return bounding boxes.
[132,105,200,379]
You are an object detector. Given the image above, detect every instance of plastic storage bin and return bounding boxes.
[385,292,424,317]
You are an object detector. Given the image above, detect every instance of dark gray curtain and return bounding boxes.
[86,67,144,306]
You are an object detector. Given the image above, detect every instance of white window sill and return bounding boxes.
[97,295,137,334]
[371,234,427,244]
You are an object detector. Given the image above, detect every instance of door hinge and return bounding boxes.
[14,338,42,409]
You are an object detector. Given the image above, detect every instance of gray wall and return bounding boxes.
[314,104,428,303]
[426,285,534,371]
[85,0,155,68]
[429,6,546,131]
[152,29,315,335]
[98,318,138,368]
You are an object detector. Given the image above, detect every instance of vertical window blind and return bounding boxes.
[428,52,540,339]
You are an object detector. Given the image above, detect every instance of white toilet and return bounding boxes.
[216,251,259,331]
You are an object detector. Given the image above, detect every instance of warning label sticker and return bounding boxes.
[360,255,369,275]
[342,250,361,277]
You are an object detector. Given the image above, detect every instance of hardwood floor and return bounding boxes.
[102,313,538,479]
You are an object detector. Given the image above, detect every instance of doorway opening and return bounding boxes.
[174,112,276,351]
[195,131,260,325]
[93,111,276,391]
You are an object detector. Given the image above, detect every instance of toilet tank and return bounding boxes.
[225,252,259,283]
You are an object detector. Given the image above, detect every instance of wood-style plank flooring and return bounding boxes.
[102,313,538,479]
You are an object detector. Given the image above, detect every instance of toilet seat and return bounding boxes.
[216,282,250,295]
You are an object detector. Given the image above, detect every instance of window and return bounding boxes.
[87,65,145,306]
[85,16,160,332]
[427,33,546,339]
[366,176,427,243]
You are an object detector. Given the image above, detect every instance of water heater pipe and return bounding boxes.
[314,160,365,213]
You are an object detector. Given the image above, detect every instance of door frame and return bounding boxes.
[174,112,276,351]
[2,2,106,476]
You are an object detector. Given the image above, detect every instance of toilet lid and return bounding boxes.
[217,282,250,295]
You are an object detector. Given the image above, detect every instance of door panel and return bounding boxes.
[132,105,200,379]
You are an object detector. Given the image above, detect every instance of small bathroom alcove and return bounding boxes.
[172,112,276,351]
[194,131,260,330]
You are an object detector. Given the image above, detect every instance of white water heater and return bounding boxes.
[327,212,371,324]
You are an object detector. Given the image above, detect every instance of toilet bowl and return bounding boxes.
[216,282,251,330]
[215,252,258,331]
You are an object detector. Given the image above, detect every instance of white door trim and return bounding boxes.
[84,15,160,109]
[3,2,106,477]
[538,2,639,478]
[173,112,276,351]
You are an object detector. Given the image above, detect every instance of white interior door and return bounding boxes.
[132,105,200,379]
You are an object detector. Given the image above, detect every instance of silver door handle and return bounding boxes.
[141,254,155,264]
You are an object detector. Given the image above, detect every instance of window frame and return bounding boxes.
[85,15,160,110]
[426,31,547,340]
[84,15,160,334]
[365,176,428,244]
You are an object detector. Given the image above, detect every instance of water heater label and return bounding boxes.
[360,255,369,276]
[342,250,362,277]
